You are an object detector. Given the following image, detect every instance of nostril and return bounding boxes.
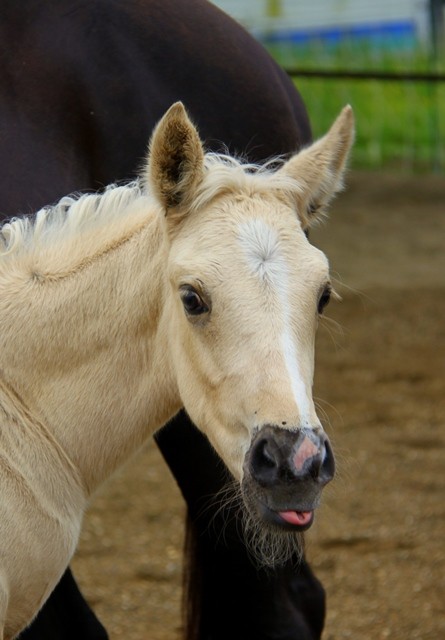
[253,438,276,470]
[250,437,280,486]
[309,455,323,480]
[319,438,336,484]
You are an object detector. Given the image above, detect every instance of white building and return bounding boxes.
[210,0,432,50]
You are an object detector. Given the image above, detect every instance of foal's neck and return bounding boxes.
[4,205,181,494]
[70,217,182,492]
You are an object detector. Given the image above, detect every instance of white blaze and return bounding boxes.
[237,219,311,422]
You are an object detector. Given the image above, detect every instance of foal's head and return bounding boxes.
[148,102,354,564]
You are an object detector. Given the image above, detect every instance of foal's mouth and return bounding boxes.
[253,498,316,532]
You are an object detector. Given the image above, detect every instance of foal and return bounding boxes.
[0,102,354,639]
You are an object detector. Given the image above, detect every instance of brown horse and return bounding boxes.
[1,1,333,638]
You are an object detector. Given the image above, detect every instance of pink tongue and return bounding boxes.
[278,510,312,526]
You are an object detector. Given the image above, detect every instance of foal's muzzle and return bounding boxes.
[243,425,335,531]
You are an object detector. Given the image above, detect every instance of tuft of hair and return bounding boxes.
[206,474,305,569]
[188,152,303,214]
[242,508,305,569]
[0,181,148,258]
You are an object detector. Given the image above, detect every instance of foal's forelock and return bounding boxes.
[173,153,304,215]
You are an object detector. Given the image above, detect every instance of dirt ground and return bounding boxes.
[72,170,445,640]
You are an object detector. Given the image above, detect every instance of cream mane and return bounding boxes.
[0,181,149,257]
[0,153,301,268]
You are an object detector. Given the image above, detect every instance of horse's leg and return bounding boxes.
[17,568,108,640]
[154,412,326,640]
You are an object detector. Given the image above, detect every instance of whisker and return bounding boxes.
[314,397,344,428]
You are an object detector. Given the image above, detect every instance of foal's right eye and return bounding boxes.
[180,286,209,316]
[317,286,332,315]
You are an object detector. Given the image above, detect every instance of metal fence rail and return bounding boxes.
[284,68,444,172]
[284,69,445,82]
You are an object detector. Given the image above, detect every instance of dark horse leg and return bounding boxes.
[17,569,108,640]
[155,412,326,640]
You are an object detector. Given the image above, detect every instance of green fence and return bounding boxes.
[290,72,444,172]
[267,46,445,173]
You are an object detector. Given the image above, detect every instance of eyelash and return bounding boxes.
[317,286,332,314]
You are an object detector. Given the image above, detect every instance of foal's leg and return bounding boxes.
[155,411,326,640]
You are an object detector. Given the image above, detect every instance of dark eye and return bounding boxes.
[180,286,209,316]
[318,286,331,314]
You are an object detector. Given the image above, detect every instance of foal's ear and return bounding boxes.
[147,102,204,211]
[281,105,355,228]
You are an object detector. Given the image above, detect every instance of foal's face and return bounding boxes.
[148,101,353,548]
[168,192,330,483]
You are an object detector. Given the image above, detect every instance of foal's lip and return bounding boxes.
[278,509,314,528]
[257,501,315,532]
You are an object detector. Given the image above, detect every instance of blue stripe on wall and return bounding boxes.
[261,20,417,49]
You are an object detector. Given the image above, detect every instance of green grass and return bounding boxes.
[265,36,441,72]
[265,43,445,172]
[294,77,444,172]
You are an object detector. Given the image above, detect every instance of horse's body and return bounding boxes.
[0,2,347,638]
[0,102,353,639]
[0,0,310,215]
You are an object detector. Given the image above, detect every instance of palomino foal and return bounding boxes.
[0,102,354,639]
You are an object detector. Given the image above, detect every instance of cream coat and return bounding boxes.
[0,102,354,639]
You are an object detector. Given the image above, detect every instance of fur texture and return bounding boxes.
[0,102,354,639]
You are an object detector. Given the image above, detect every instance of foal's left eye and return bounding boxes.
[180,286,209,316]
[318,286,332,314]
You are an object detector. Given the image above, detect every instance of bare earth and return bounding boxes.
[72,170,445,640]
